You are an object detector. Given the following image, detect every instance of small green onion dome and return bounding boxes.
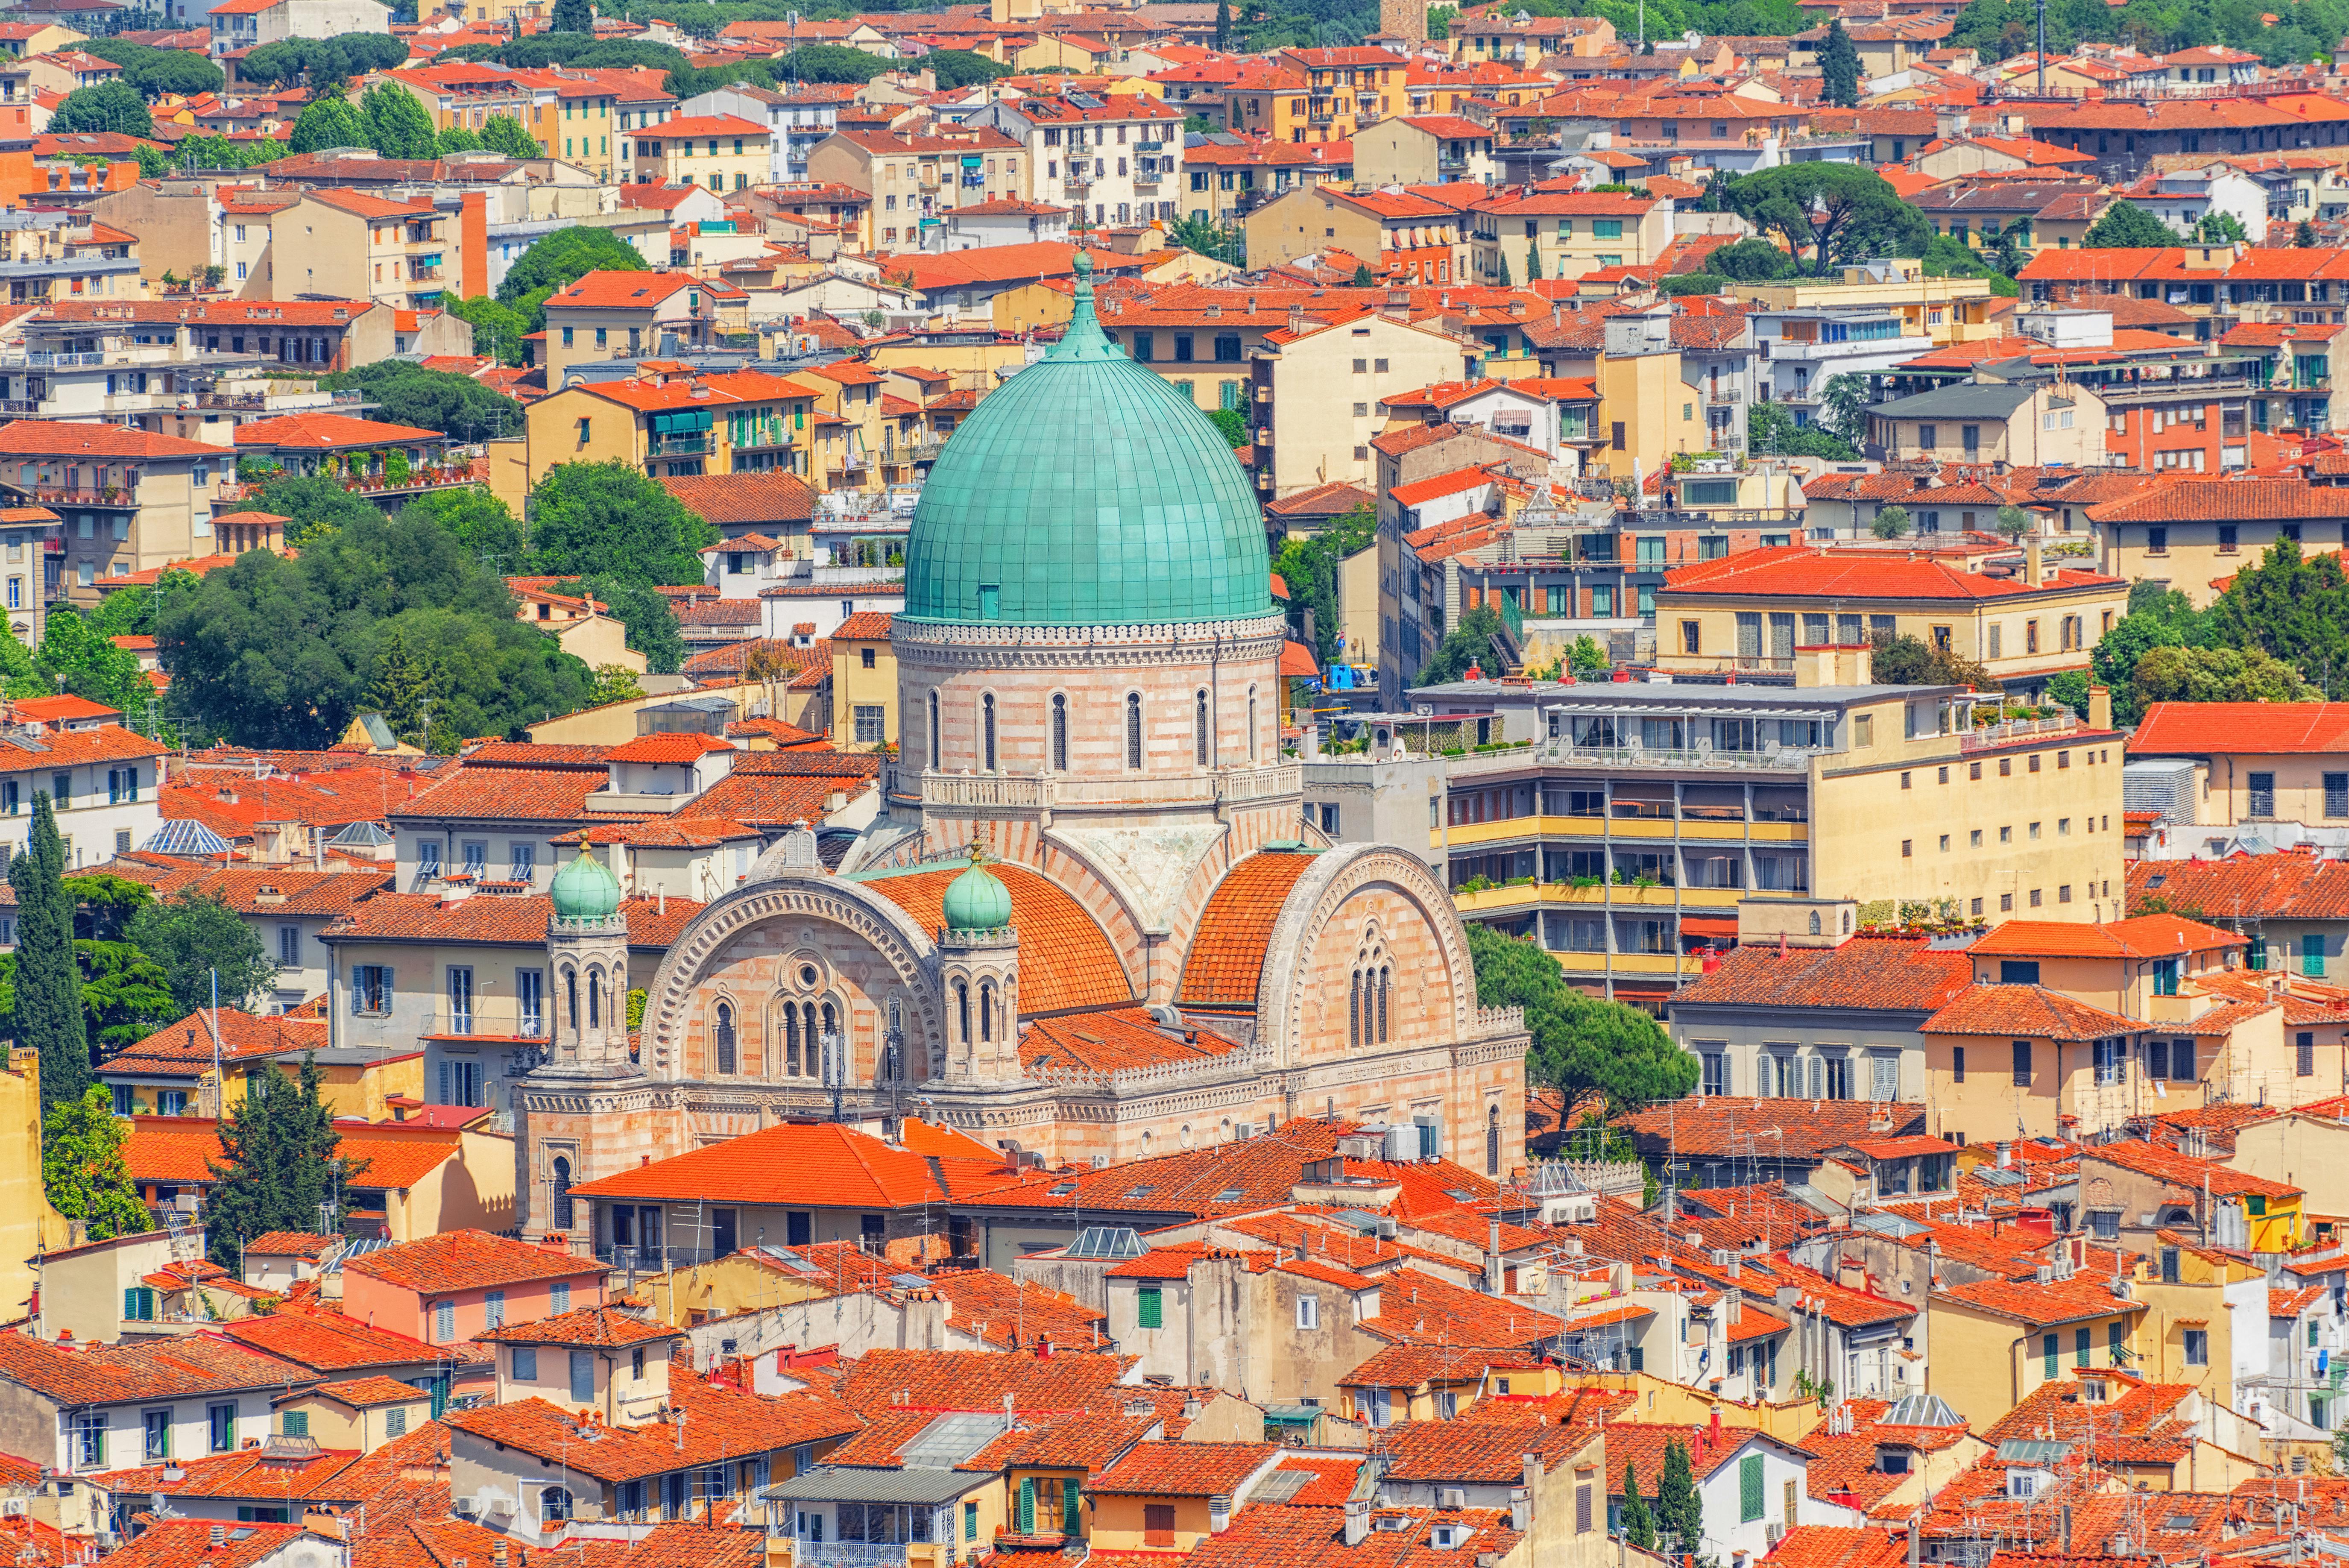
[902,251,1272,628]
[943,861,1014,932]
[550,848,623,920]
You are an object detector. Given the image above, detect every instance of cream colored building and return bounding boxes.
[1655,544,2129,699]
[1729,260,2002,345]
[538,270,718,386]
[2122,700,2349,826]
[271,190,456,310]
[1468,191,1670,284]
[2083,483,2349,608]
[627,113,772,193]
[1250,311,1475,498]
[1866,379,2108,466]
[271,1380,436,1453]
[829,610,895,751]
[1353,114,1496,187]
[1241,182,1470,284]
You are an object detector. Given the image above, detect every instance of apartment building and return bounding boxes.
[1866,379,2109,466]
[539,270,718,386]
[378,62,644,182]
[208,0,387,55]
[805,125,1025,250]
[1242,183,1469,283]
[522,366,825,490]
[0,421,228,604]
[1354,115,1497,187]
[270,191,455,311]
[1271,45,1402,141]
[1385,650,2124,1000]
[1655,542,2128,698]
[627,114,771,192]
[2087,480,2349,606]
[1179,137,1353,226]
[965,94,1185,229]
[1467,191,1670,286]
[0,207,141,308]
[675,82,852,184]
[1248,310,1474,498]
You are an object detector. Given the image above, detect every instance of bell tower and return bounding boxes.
[547,847,630,1070]
[937,844,1020,1083]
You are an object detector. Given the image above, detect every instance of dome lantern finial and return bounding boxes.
[1051,248,1118,363]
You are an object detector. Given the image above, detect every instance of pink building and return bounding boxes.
[340,1230,609,1349]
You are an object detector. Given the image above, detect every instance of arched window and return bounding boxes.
[1808,910,1822,936]
[927,690,940,767]
[979,981,994,1042]
[982,693,997,771]
[822,1000,837,1036]
[886,999,904,1080]
[1487,1105,1501,1176]
[955,981,971,1044]
[586,968,601,1029]
[551,1156,574,1229]
[1126,693,1142,769]
[1247,686,1259,760]
[1195,689,1209,767]
[1051,694,1068,772]
[785,1000,801,1076]
[541,1489,572,1524]
[1348,971,1362,1048]
[1377,966,1390,1043]
[714,1001,735,1075]
[563,967,578,1032]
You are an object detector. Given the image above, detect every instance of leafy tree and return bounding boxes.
[1206,407,1248,449]
[31,607,155,722]
[2206,540,2349,686]
[1870,631,1991,688]
[1353,264,1376,286]
[363,624,434,747]
[360,83,439,159]
[1659,273,1731,297]
[2197,211,2249,244]
[1819,372,1874,448]
[1426,2,1457,34]
[2084,200,2181,248]
[2047,669,2091,715]
[155,507,595,750]
[74,936,174,1052]
[1567,634,1608,677]
[248,473,381,548]
[2298,220,2320,247]
[9,795,88,1114]
[1216,0,1231,44]
[127,888,278,1017]
[588,665,647,705]
[1723,164,1926,277]
[52,82,153,136]
[2133,643,2319,707]
[1271,505,1375,667]
[527,461,718,587]
[1819,18,1861,104]
[85,41,224,97]
[1621,1463,1656,1550]
[44,1086,149,1241]
[497,227,646,306]
[480,113,542,159]
[1166,214,1245,266]
[1706,236,1796,281]
[444,293,533,366]
[1749,399,1858,460]
[175,133,287,170]
[1416,604,1506,686]
[1995,504,2035,542]
[1872,504,1912,540]
[1526,241,1541,281]
[436,124,483,155]
[204,1053,368,1265]
[1657,1441,1703,1556]
[1464,925,1698,1116]
[313,361,523,443]
[550,0,593,30]
[926,48,1010,87]
[2091,583,2206,724]
[403,489,527,571]
[778,43,891,81]
[88,568,200,641]
[288,94,364,153]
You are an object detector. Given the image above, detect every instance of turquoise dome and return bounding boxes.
[903,254,1274,627]
[943,862,1013,932]
[550,849,622,920]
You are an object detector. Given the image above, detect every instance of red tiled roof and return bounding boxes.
[346,1229,603,1292]
[1935,1274,2148,1325]
[2126,856,2349,922]
[242,1230,337,1257]
[474,1305,682,1348]
[1918,984,2143,1040]
[1664,543,2119,601]
[1177,850,1318,1008]
[856,862,1128,1014]
[2131,701,2349,755]
[1092,1441,1277,1497]
[0,419,217,459]
[545,270,697,311]
[1672,935,1973,1013]
[1966,915,2245,959]
[837,1348,1137,1415]
[568,1119,1020,1208]
[124,1118,463,1191]
[444,1377,858,1481]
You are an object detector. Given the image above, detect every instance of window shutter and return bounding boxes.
[1740,1454,1763,1522]
[1063,1478,1080,1534]
[1137,1286,1161,1329]
[1576,1484,1593,1533]
[1017,1480,1035,1535]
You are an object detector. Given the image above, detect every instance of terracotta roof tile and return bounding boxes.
[837,1348,1137,1415]
[568,1120,1018,1208]
[854,862,1128,1013]
[1967,915,2245,959]
[1176,850,1318,1008]
[1674,936,1973,1014]
[347,1230,604,1293]
[1092,1441,1276,1496]
[1919,983,2143,1040]
[474,1305,682,1348]
[445,1378,857,1482]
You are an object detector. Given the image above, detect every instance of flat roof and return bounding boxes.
[1414,679,1958,707]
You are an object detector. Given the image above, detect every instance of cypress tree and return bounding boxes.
[1621,1461,1655,1548]
[203,1054,367,1266]
[10,793,88,1114]
[1819,21,1860,109]
[1656,1439,1703,1559]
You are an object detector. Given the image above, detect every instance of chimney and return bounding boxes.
[1997,1140,2012,1169]
[209,1527,226,1550]
[1486,1214,1503,1294]
[2026,534,2044,586]
[2088,684,2112,730]
[1510,1487,1533,1533]
[1522,1452,1540,1509]
[1344,1499,1372,1548]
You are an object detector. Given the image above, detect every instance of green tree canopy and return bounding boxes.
[154,506,595,750]
[1464,925,1699,1116]
[1872,504,1912,539]
[777,43,893,81]
[551,0,593,30]
[1721,164,1927,276]
[1657,1441,1704,1556]
[313,361,523,443]
[480,112,542,159]
[246,472,383,548]
[204,1054,368,1265]
[1706,236,1798,281]
[287,95,364,154]
[127,888,280,1017]
[495,228,647,338]
[36,607,158,722]
[444,294,534,366]
[1271,505,1375,667]
[1819,18,1861,104]
[83,40,224,97]
[175,133,286,171]
[566,574,686,675]
[926,48,1011,86]
[2090,581,2207,724]
[44,1086,148,1243]
[240,34,406,91]
[9,794,87,1114]
[527,461,718,586]
[402,489,527,572]
[1870,630,1991,687]
[2083,199,2182,248]
[1749,398,1859,460]
[359,82,439,158]
[52,82,153,136]
[1415,604,1506,686]
[1621,1465,1656,1550]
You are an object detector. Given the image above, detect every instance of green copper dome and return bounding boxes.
[943,861,1014,933]
[550,849,622,920]
[903,254,1274,627]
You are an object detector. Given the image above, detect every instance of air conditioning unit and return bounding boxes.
[1090,1155,1110,1170]
[1439,1489,1467,1509]
[2035,1264,2053,1284]
[1767,1524,1787,1544]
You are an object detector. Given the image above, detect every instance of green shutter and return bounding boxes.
[2306,935,2327,978]
[1018,1479,1035,1535]
[2043,1335,2058,1379]
[1740,1454,1763,1522]
[2076,1326,2091,1366]
[1063,1478,1081,1536]
[1136,1286,1161,1328]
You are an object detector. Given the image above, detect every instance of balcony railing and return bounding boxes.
[30,486,135,507]
[647,433,715,457]
[791,1541,908,1568]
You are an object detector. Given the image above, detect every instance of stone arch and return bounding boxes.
[638,876,945,1084]
[1252,845,1475,1068]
